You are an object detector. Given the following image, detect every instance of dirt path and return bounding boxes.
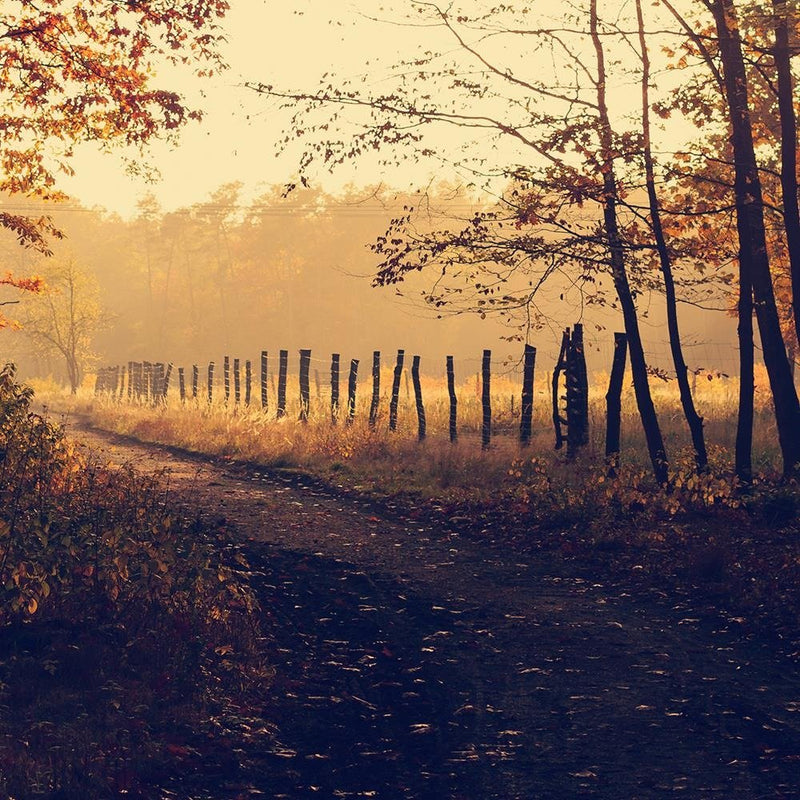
[68,421,800,799]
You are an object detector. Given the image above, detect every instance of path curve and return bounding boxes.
[68,420,800,800]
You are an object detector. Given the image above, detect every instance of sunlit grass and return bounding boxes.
[36,364,783,503]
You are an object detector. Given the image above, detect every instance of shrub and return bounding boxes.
[0,364,268,797]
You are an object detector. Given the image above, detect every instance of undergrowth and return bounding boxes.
[0,365,270,798]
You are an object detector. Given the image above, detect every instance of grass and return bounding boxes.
[42,365,784,503]
[34,365,800,653]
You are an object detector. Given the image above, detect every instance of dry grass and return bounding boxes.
[36,365,783,502]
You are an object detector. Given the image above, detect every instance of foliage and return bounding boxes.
[0,0,229,328]
[247,1,735,329]
[0,270,44,331]
[0,364,268,796]
[0,363,252,625]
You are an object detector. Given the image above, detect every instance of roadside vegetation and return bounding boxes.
[0,365,270,798]
[38,366,800,660]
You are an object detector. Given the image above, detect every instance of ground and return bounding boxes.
[63,421,800,799]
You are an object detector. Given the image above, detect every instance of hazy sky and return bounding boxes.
[60,1,435,217]
[58,1,698,219]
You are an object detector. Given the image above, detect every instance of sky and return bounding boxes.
[58,0,695,218]
[60,1,438,217]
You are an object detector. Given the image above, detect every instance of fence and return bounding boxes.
[94,323,611,457]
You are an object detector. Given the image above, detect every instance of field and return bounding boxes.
[46,363,784,502]
[7,365,800,797]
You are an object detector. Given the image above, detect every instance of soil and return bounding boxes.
[65,420,800,800]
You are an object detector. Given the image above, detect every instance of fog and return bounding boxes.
[0,185,737,391]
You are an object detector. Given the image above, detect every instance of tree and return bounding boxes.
[18,259,103,393]
[0,0,229,325]
[634,0,709,473]
[250,0,800,480]
[659,0,800,479]
[250,1,722,481]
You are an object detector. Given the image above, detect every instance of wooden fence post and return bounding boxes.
[245,360,252,405]
[223,356,230,403]
[277,349,288,418]
[369,350,381,426]
[481,349,492,450]
[118,365,125,399]
[566,322,589,458]
[519,344,536,446]
[299,349,311,422]
[142,362,151,401]
[161,363,172,402]
[192,365,199,399]
[412,355,426,441]
[179,367,186,402]
[605,332,627,475]
[146,362,156,401]
[133,362,142,400]
[347,358,359,424]
[331,353,340,423]
[127,361,133,400]
[233,358,241,404]
[389,349,404,431]
[207,361,215,404]
[446,355,458,443]
[552,330,569,450]
[260,350,268,410]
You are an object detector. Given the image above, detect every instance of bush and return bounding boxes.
[0,364,268,797]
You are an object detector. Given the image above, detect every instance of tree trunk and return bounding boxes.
[709,0,800,477]
[591,0,668,484]
[636,0,707,473]
[771,0,800,351]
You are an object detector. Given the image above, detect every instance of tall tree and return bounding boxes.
[706,0,800,478]
[769,0,800,350]
[635,0,708,473]
[590,0,668,483]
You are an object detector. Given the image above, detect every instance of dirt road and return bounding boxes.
[69,421,800,799]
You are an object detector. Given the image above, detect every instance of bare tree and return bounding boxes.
[19,260,103,393]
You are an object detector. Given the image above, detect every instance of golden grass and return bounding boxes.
[34,364,784,501]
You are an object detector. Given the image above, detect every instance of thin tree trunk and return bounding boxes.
[771,0,800,350]
[710,0,800,478]
[591,0,668,484]
[636,0,707,472]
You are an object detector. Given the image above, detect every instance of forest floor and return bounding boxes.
[62,419,800,800]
